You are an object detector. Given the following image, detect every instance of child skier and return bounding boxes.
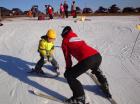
[33,29,59,74]
[61,26,111,104]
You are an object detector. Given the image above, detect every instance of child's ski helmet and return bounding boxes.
[47,29,56,39]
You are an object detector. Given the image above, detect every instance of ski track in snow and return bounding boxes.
[0,16,140,104]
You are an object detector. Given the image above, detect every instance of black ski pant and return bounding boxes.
[65,11,68,18]
[49,14,53,19]
[35,55,59,71]
[64,53,106,97]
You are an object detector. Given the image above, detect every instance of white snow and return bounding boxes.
[0,16,140,104]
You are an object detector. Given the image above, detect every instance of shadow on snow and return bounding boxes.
[0,54,106,100]
[0,54,66,100]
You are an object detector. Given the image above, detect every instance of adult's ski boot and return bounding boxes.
[64,95,85,104]
[101,82,112,98]
[91,70,112,98]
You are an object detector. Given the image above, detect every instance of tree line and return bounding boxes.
[95,4,140,13]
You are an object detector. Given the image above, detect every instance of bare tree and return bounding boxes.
[95,6,108,13]
[108,4,120,13]
[122,7,135,13]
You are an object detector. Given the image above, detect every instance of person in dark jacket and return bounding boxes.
[63,0,69,18]
[61,26,111,104]
[71,1,77,18]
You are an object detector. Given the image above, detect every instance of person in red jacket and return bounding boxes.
[48,5,53,19]
[61,26,111,104]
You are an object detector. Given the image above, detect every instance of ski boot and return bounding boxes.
[64,95,85,104]
[31,68,45,75]
[37,69,45,75]
[54,67,60,75]
[100,82,112,98]
[0,23,3,26]
[91,69,112,98]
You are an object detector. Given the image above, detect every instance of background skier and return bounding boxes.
[0,8,3,26]
[60,3,65,18]
[48,5,53,19]
[63,0,69,18]
[71,1,77,18]
[61,26,111,104]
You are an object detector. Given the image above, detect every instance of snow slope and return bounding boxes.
[0,16,140,104]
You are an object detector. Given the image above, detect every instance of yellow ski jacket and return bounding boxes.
[38,38,54,57]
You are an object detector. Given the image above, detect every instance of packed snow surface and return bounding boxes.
[0,16,140,104]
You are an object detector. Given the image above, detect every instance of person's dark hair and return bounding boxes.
[61,26,72,38]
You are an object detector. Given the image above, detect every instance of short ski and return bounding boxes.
[29,90,64,103]
[86,72,117,104]
[27,68,59,78]
[29,90,90,104]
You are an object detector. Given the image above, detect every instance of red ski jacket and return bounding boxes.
[48,7,53,14]
[61,31,99,68]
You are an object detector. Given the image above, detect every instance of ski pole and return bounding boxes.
[130,24,140,57]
